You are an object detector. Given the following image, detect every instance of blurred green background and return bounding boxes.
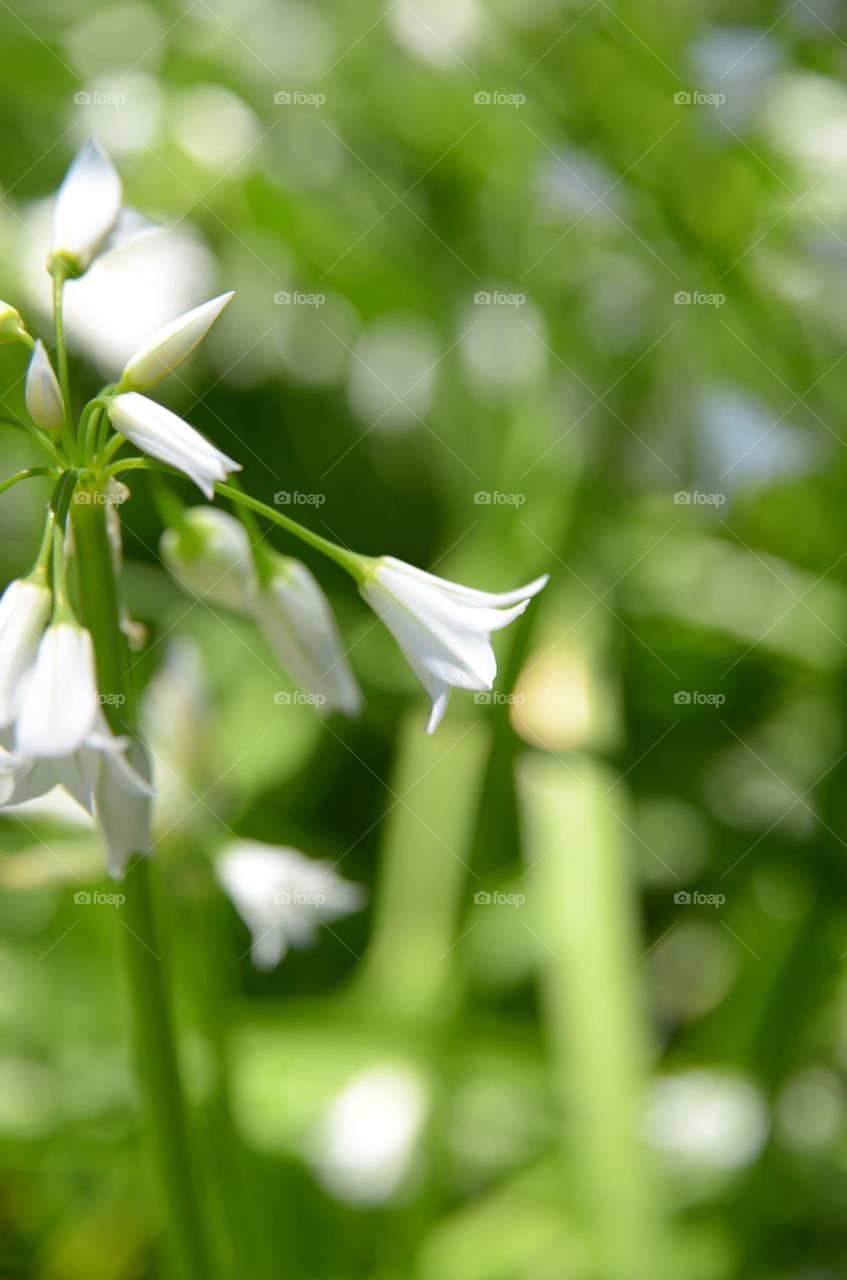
[2,0,847,1277]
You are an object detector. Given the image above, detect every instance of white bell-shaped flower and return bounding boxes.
[217,842,365,970]
[25,340,64,429]
[256,556,362,716]
[15,622,100,757]
[0,579,51,727]
[120,292,235,391]
[361,557,548,733]
[48,139,123,277]
[108,392,241,498]
[160,506,257,612]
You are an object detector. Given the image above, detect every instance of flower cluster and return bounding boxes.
[0,140,548,880]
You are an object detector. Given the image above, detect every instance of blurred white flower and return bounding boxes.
[94,737,152,877]
[108,392,241,498]
[310,1064,428,1204]
[160,506,256,612]
[0,580,51,727]
[120,291,234,391]
[256,556,362,716]
[25,340,64,429]
[217,841,364,969]
[48,139,122,277]
[645,1071,768,1171]
[361,557,548,732]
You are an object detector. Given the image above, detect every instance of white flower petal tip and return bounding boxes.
[361,558,549,733]
[48,139,123,277]
[15,623,100,758]
[25,340,65,430]
[216,842,365,970]
[108,392,241,498]
[121,291,235,392]
[161,507,257,612]
[257,557,363,718]
[0,579,52,727]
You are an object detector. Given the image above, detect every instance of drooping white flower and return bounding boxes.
[120,292,235,392]
[0,579,51,727]
[15,622,100,757]
[0,716,152,863]
[217,841,365,970]
[25,340,64,429]
[256,556,362,716]
[360,557,549,733]
[48,140,123,277]
[94,736,152,878]
[108,392,241,499]
[160,506,257,612]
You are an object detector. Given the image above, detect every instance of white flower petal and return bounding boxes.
[161,506,256,611]
[121,292,234,391]
[25,340,65,430]
[109,392,241,498]
[15,624,99,757]
[256,559,362,716]
[50,139,123,275]
[362,556,548,731]
[217,842,364,970]
[0,580,51,727]
[95,736,152,878]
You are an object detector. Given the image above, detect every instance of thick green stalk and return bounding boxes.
[71,494,211,1280]
[50,269,77,461]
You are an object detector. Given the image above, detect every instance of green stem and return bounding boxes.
[71,495,212,1280]
[51,268,77,460]
[0,467,57,498]
[216,481,367,582]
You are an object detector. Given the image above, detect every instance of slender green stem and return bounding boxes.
[50,268,77,461]
[0,467,57,498]
[216,481,367,582]
[71,495,212,1280]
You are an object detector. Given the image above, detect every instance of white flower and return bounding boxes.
[25,340,64,429]
[217,841,365,970]
[0,620,152,873]
[48,140,123,277]
[256,557,362,716]
[94,737,152,878]
[0,720,152,869]
[361,557,548,733]
[160,507,256,612]
[0,579,51,727]
[15,623,100,757]
[108,391,241,498]
[120,292,235,392]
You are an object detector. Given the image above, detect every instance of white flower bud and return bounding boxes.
[121,292,235,391]
[25,340,65,430]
